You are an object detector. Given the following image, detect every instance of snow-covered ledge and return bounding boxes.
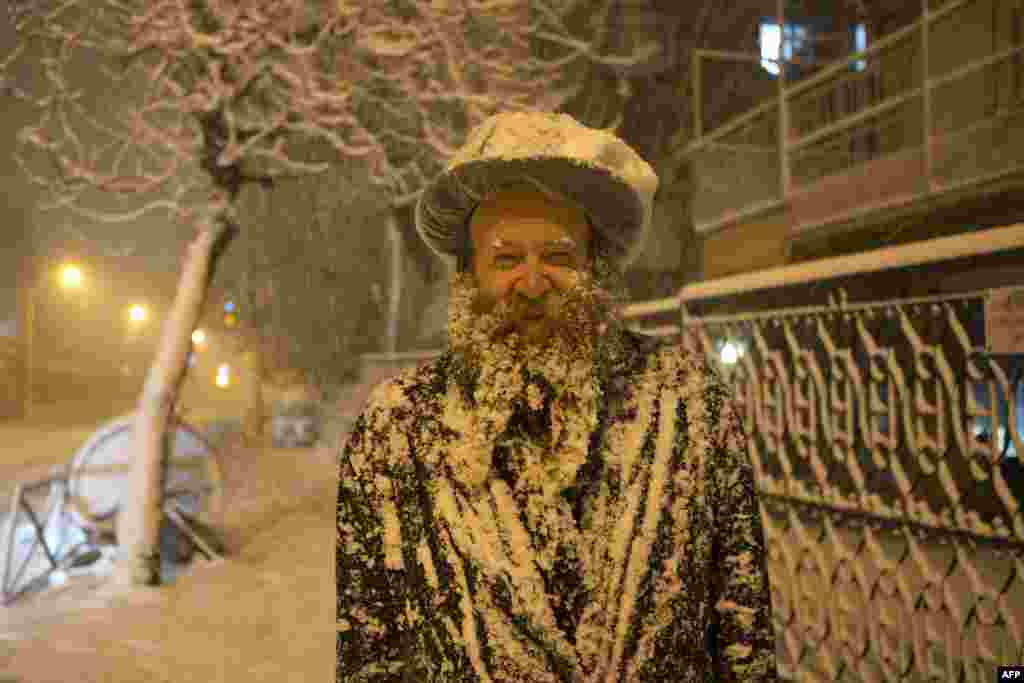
[620,222,1024,319]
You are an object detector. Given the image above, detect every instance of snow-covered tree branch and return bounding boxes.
[11,0,662,225]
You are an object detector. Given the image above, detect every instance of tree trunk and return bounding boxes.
[112,221,232,587]
[242,349,265,446]
[385,213,403,356]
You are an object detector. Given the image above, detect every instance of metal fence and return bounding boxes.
[2,465,223,606]
[619,225,1024,681]
[688,0,1024,233]
[0,467,81,606]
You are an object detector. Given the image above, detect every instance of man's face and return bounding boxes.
[469,188,592,345]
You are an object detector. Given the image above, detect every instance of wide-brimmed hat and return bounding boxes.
[415,111,659,270]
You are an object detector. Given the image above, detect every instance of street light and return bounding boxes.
[721,341,740,365]
[191,329,207,346]
[215,363,231,388]
[59,264,83,290]
[720,339,746,366]
[128,304,148,324]
[22,261,86,418]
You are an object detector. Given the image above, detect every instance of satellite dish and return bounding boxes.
[66,413,222,532]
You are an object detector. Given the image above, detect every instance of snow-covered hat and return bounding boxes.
[415,111,659,270]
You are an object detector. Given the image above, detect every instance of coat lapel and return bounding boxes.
[425,333,674,681]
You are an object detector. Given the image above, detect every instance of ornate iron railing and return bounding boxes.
[687,296,1022,681]
[619,227,1024,681]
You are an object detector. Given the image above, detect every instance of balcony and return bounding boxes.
[686,0,1024,236]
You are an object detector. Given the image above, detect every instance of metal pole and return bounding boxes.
[789,86,924,152]
[922,0,934,190]
[242,349,264,445]
[21,272,36,421]
[930,43,1024,91]
[18,497,59,571]
[777,0,792,198]
[692,50,703,139]
[693,48,768,63]
[1,483,24,602]
[684,99,779,152]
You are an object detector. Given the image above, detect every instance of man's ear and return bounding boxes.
[457,239,474,274]
[458,213,477,274]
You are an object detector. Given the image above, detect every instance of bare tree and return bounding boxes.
[213,157,394,417]
[4,0,661,587]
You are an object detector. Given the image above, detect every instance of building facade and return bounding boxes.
[687,0,1023,288]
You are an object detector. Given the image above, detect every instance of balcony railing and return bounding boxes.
[688,0,1024,233]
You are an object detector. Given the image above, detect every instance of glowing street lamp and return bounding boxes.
[23,261,86,418]
[59,264,83,289]
[720,340,742,365]
[128,304,148,324]
[215,363,231,388]
[191,329,207,346]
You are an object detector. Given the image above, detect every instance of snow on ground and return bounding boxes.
[0,401,134,507]
[0,396,339,683]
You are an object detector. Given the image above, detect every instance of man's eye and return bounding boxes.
[544,252,575,267]
[494,254,523,268]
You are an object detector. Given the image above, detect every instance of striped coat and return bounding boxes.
[337,331,777,682]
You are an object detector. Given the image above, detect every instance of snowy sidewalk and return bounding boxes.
[0,390,143,492]
[0,440,337,683]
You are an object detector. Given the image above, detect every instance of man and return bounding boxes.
[338,111,777,682]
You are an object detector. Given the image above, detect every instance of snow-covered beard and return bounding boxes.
[441,265,628,497]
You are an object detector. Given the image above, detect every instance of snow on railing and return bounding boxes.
[619,222,1024,324]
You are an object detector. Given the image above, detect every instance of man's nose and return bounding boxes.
[517,260,552,299]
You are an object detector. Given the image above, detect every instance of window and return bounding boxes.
[759,21,810,76]
[760,20,869,76]
[851,24,868,72]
